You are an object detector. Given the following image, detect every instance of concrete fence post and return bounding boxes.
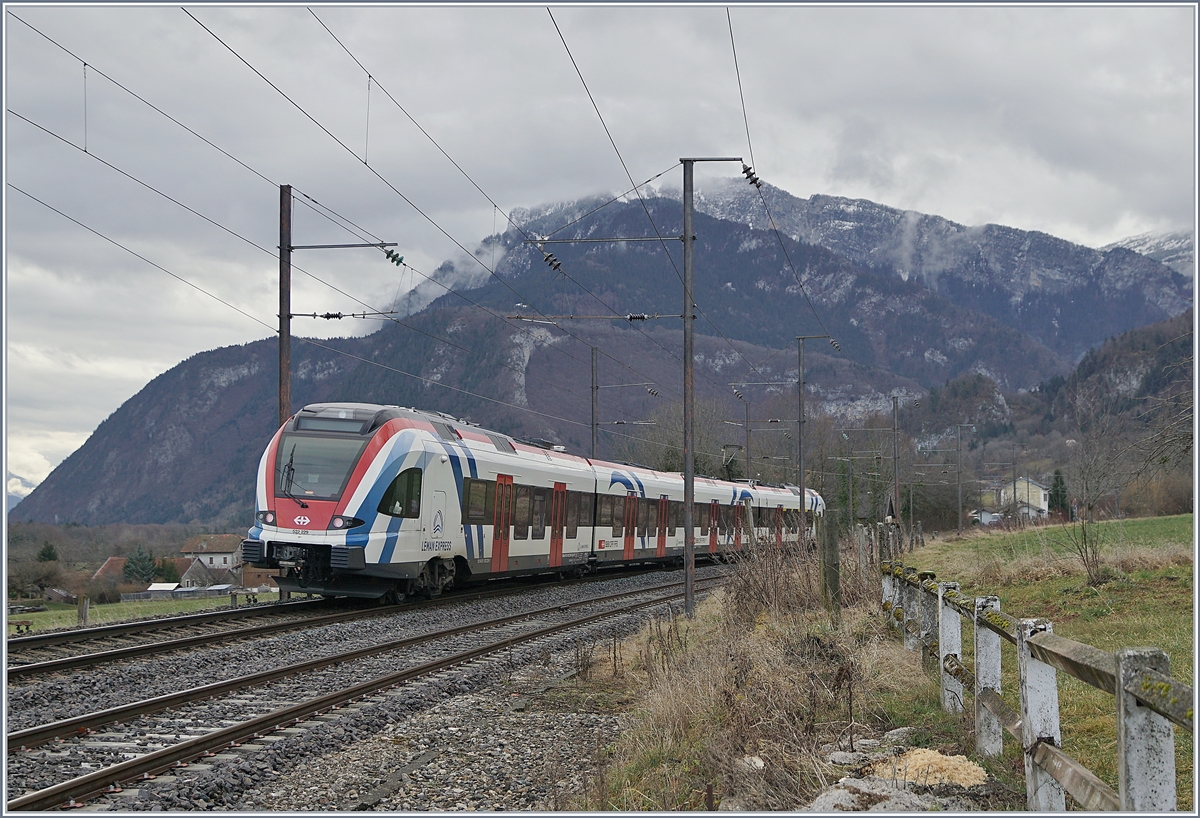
[917,571,937,671]
[1116,647,1176,811]
[877,523,887,563]
[881,561,891,619]
[77,595,90,627]
[902,568,918,652]
[230,592,238,608]
[938,582,962,713]
[973,596,1003,757]
[1017,618,1066,811]
[917,520,924,548]
[857,526,868,578]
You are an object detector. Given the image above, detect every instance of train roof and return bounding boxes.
[295,403,824,506]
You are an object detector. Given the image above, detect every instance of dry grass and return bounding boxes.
[565,541,1021,811]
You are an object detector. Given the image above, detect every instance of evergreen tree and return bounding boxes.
[36,542,58,562]
[155,558,181,583]
[123,545,158,584]
[1048,469,1069,516]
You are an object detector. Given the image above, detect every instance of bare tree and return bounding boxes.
[1136,346,1193,477]
[1065,381,1131,522]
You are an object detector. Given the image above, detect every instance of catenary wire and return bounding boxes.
[303,9,713,400]
[724,8,871,379]
[184,7,676,399]
[12,7,653,414]
[14,182,694,452]
[6,11,385,248]
[549,7,772,386]
[7,108,607,411]
[8,182,598,430]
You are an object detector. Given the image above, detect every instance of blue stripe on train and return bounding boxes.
[436,441,472,559]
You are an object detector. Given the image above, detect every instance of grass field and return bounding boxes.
[7,591,281,633]
[906,514,1194,810]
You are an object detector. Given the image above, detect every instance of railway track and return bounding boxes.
[7,575,721,811]
[6,565,673,679]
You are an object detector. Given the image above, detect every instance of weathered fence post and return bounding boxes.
[880,560,891,621]
[230,592,239,608]
[902,568,918,652]
[876,523,887,563]
[1017,618,1066,811]
[917,521,924,548]
[76,595,90,627]
[938,582,962,713]
[856,525,868,578]
[917,571,937,671]
[974,596,1003,757]
[819,514,840,625]
[1116,647,1176,811]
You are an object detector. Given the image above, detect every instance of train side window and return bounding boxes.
[695,503,708,536]
[667,500,680,536]
[636,498,649,537]
[598,495,614,528]
[611,496,624,538]
[462,478,491,523]
[378,467,422,518]
[580,493,595,527]
[531,488,548,539]
[565,491,580,539]
[513,485,532,540]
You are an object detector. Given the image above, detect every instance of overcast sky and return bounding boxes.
[4,3,1196,496]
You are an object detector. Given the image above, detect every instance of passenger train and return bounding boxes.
[242,403,825,601]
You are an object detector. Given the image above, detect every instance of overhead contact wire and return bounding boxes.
[8,183,592,429]
[306,8,698,402]
[7,111,597,410]
[546,8,774,389]
[185,8,659,397]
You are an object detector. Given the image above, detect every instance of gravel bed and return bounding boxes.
[6,567,714,732]
[95,603,662,811]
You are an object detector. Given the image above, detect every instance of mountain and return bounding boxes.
[1101,230,1194,280]
[7,472,36,512]
[677,179,1192,362]
[465,197,1069,392]
[14,185,1191,526]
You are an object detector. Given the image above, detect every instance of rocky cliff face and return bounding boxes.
[1102,229,1194,280]
[682,180,1192,361]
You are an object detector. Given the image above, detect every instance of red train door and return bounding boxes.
[623,492,637,559]
[549,482,566,568]
[656,496,668,557]
[708,500,718,554]
[491,475,513,573]
[776,506,784,547]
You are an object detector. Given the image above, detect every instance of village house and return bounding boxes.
[180,534,243,571]
[999,477,1050,519]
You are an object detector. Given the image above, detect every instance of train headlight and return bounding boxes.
[328,515,365,530]
[256,511,277,526]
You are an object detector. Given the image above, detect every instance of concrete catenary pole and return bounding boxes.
[591,346,598,460]
[682,159,696,617]
[278,184,292,428]
[892,395,900,524]
[957,424,963,534]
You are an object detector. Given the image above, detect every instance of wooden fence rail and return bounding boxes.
[880,560,1192,811]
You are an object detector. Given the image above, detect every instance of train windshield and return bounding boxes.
[275,434,367,501]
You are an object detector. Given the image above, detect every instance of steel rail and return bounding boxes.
[6,583,713,811]
[7,566,680,679]
[6,605,402,679]
[6,598,325,651]
[8,577,715,751]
